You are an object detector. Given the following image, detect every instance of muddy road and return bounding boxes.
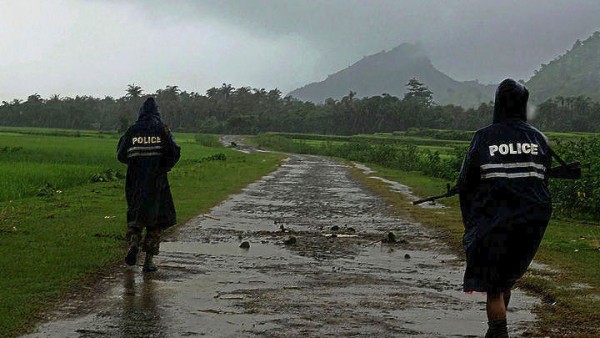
[24,155,538,337]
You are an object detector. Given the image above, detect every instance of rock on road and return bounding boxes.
[23,155,538,337]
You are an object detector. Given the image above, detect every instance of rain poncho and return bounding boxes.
[117,98,181,229]
[457,79,552,293]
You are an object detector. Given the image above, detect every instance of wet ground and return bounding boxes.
[23,154,539,337]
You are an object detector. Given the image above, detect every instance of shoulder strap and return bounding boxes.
[547,147,568,167]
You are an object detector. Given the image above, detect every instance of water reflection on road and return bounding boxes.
[117,270,166,338]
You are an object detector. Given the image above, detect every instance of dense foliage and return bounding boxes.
[527,31,600,103]
[549,137,600,219]
[1,81,599,134]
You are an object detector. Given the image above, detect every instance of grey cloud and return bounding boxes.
[138,0,600,83]
[1,0,599,101]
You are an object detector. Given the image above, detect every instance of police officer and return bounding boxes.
[457,79,552,338]
[117,97,181,272]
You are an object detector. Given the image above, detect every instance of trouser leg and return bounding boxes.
[126,226,142,244]
[142,227,161,272]
[142,227,162,256]
[125,225,143,266]
[503,290,511,308]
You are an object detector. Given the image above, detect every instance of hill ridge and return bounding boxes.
[526,31,600,103]
[288,43,495,108]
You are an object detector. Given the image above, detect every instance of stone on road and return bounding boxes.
[23,155,538,337]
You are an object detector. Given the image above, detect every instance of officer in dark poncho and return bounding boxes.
[117,97,181,272]
[457,79,552,338]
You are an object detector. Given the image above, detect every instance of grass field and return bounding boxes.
[264,131,471,149]
[0,129,283,337]
[261,130,597,156]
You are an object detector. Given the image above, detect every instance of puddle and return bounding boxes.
[219,135,265,153]
[160,241,302,261]
[353,162,447,209]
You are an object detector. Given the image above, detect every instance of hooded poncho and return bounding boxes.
[457,79,552,293]
[117,98,181,229]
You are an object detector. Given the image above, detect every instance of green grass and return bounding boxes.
[267,130,598,148]
[284,137,455,156]
[0,132,122,201]
[0,131,221,201]
[0,129,283,337]
[265,131,471,148]
[0,126,119,138]
[546,131,600,143]
[194,133,223,147]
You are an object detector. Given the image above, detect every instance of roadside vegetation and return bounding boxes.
[255,131,600,219]
[0,129,282,337]
[254,131,600,337]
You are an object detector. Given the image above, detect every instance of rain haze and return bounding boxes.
[1,0,599,101]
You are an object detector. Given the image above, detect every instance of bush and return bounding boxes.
[255,134,315,154]
[194,133,222,148]
[549,137,600,218]
[194,153,227,163]
[91,169,125,183]
[0,146,23,153]
[404,128,475,141]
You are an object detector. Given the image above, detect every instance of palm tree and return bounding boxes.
[126,84,143,98]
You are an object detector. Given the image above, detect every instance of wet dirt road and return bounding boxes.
[24,155,538,337]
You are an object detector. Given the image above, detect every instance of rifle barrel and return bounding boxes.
[412,193,448,205]
[412,183,458,205]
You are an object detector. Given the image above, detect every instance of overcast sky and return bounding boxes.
[1,0,598,101]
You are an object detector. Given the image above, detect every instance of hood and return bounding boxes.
[493,79,529,123]
[137,97,162,123]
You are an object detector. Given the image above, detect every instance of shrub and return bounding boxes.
[91,169,125,183]
[194,133,222,148]
[549,137,600,218]
[194,153,227,163]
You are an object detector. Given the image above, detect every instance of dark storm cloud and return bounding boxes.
[1,1,598,101]
[139,0,600,83]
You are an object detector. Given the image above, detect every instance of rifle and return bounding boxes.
[412,148,581,206]
[412,183,457,205]
[548,148,582,179]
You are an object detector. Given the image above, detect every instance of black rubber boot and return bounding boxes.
[125,233,141,266]
[142,253,157,272]
[485,318,509,338]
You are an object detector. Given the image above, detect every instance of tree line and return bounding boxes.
[1,80,599,134]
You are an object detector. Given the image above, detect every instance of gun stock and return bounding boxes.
[549,161,582,179]
[548,148,582,180]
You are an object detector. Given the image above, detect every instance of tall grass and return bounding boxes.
[0,135,120,201]
[194,133,222,147]
[549,137,600,219]
[0,131,224,202]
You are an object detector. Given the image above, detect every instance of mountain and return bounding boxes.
[288,43,495,108]
[526,31,600,103]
